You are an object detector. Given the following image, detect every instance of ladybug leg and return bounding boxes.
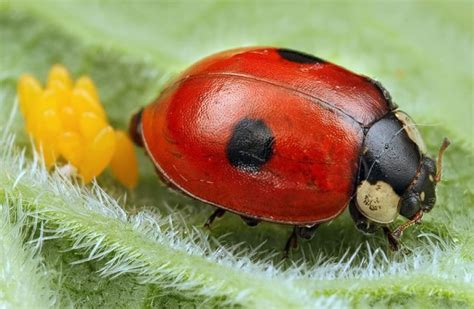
[240,216,260,227]
[385,210,423,252]
[349,200,377,235]
[283,226,298,258]
[295,224,319,240]
[382,227,399,251]
[203,208,226,229]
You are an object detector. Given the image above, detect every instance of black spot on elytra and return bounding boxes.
[226,118,274,172]
[277,48,326,64]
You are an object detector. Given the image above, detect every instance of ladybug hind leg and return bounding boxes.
[349,199,377,235]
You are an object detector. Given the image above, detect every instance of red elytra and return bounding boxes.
[139,47,391,224]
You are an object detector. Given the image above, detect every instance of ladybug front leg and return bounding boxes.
[382,227,399,251]
[385,209,424,251]
[350,200,400,250]
[349,199,377,235]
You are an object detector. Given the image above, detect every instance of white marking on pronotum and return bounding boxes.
[395,111,427,153]
[356,180,401,224]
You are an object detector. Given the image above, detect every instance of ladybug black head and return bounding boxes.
[353,111,450,229]
[401,138,450,216]
[399,156,436,219]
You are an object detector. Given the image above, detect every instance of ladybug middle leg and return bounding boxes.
[283,224,320,258]
[203,208,226,229]
[296,224,320,240]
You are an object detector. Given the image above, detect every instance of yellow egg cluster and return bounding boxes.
[17,65,138,188]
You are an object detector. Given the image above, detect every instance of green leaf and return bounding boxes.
[1,1,473,307]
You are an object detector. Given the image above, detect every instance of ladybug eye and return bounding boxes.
[400,192,421,219]
[17,65,138,188]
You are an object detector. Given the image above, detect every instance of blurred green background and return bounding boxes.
[1,0,473,308]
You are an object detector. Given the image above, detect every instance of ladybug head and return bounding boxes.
[399,138,450,218]
[129,108,144,147]
[353,111,450,234]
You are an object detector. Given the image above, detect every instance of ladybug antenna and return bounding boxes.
[435,137,451,183]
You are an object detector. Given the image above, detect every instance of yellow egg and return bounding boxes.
[71,88,106,120]
[37,89,60,111]
[49,79,71,107]
[38,109,62,136]
[57,131,83,167]
[80,126,116,183]
[59,105,80,132]
[47,64,72,90]
[79,112,108,141]
[75,76,99,102]
[17,74,42,118]
[18,64,140,187]
[110,130,138,188]
[34,108,62,168]
[28,90,60,136]
[35,139,58,169]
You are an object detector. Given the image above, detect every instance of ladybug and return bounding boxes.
[130,47,450,252]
